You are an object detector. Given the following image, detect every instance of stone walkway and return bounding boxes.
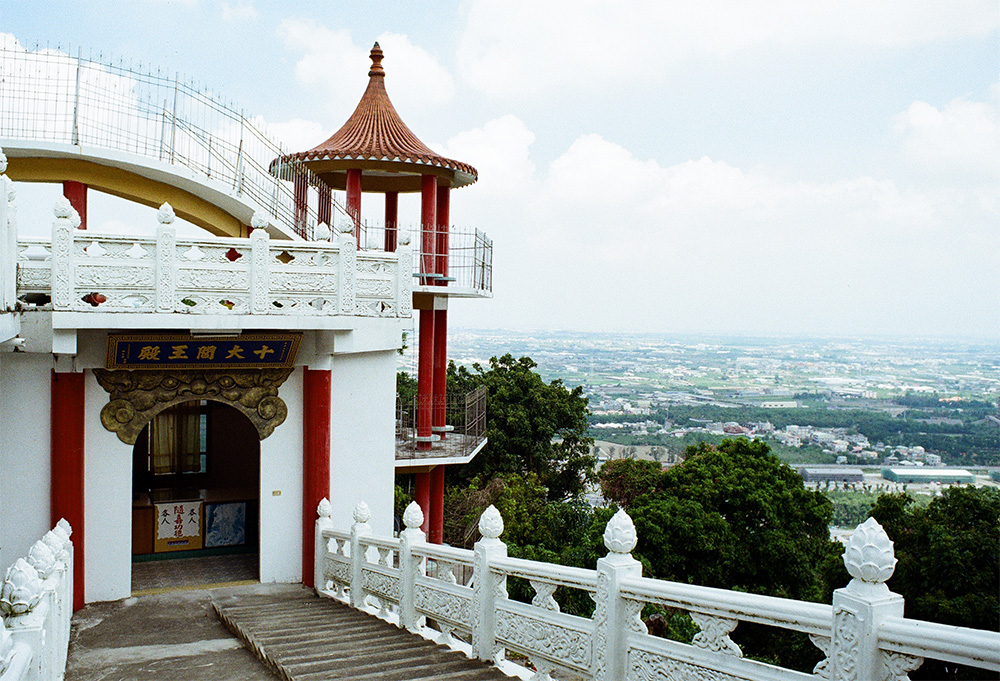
[66,583,287,680]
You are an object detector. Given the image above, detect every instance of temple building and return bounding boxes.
[0,41,491,609]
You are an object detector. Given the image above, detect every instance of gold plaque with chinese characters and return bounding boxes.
[106,333,301,370]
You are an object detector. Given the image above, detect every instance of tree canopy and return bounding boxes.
[447,355,595,500]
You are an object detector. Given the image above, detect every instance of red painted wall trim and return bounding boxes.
[429,465,444,544]
[302,367,331,587]
[51,370,85,611]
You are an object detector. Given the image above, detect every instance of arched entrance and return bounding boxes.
[130,399,261,589]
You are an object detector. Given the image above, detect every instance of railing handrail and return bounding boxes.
[15,200,413,322]
[0,43,347,239]
[315,502,1000,680]
[879,615,1000,671]
[620,573,832,636]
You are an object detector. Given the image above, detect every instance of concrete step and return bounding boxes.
[213,591,509,681]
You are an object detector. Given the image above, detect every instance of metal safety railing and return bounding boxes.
[0,41,348,240]
[396,386,487,462]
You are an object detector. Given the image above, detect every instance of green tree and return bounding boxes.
[870,487,1000,680]
[597,458,662,509]
[447,355,595,500]
[627,439,844,670]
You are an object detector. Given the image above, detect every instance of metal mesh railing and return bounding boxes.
[0,41,349,239]
[396,386,488,461]
[359,223,493,295]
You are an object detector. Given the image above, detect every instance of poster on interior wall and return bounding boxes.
[154,501,204,552]
[205,502,246,548]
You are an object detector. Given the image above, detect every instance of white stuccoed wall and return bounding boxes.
[259,368,304,583]
[84,369,134,603]
[328,350,397,537]
[0,352,52,572]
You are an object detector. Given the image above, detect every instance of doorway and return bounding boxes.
[130,399,260,591]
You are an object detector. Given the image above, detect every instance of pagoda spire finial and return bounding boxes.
[368,42,384,78]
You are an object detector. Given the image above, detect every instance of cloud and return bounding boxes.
[277,21,454,121]
[457,0,1000,98]
[261,118,329,153]
[893,88,1000,182]
[221,1,258,21]
[452,125,998,337]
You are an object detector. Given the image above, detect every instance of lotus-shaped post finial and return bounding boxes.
[43,530,70,565]
[56,518,73,537]
[0,559,43,617]
[250,212,269,231]
[403,501,424,530]
[843,517,897,588]
[478,505,504,540]
[398,231,411,247]
[317,498,332,519]
[352,501,371,524]
[27,540,56,580]
[157,202,175,225]
[604,508,638,555]
[53,196,73,219]
[0,147,7,174]
[314,222,331,242]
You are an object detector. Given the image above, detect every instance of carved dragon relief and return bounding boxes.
[93,367,293,444]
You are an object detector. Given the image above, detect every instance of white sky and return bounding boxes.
[3,1,998,339]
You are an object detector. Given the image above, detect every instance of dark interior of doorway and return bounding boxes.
[131,399,260,590]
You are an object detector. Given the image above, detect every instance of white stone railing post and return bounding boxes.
[396,232,412,318]
[338,223,356,315]
[398,502,426,632]
[155,203,177,312]
[249,216,270,313]
[471,505,507,664]
[830,517,916,681]
[349,501,372,610]
[50,198,76,310]
[314,499,333,594]
[1,558,46,681]
[593,509,643,681]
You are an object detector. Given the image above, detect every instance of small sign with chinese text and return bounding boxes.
[106,333,301,370]
[154,501,203,553]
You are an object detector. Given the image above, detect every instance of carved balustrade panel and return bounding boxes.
[354,254,398,318]
[360,565,401,606]
[625,635,816,681]
[413,578,473,636]
[16,239,53,296]
[175,240,252,313]
[494,598,593,675]
[268,244,340,315]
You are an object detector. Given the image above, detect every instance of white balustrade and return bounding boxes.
[14,202,412,321]
[0,521,74,681]
[315,504,1000,681]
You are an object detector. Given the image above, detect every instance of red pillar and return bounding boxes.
[51,371,85,611]
[317,183,332,230]
[384,191,398,252]
[435,185,450,281]
[346,168,362,238]
[420,175,436,282]
[62,181,87,230]
[293,173,308,237]
[429,465,444,544]
[433,308,448,441]
[417,309,435,451]
[414,471,431,536]
[302,368,331,587]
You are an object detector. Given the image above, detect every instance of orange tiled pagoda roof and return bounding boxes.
[282,43,477,192]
